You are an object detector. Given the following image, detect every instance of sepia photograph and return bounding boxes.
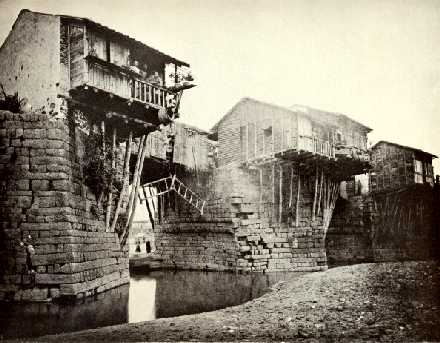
[0,0,439,341]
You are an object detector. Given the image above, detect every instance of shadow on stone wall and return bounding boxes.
[326,184,440,266]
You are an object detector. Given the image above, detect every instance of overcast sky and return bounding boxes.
[1,0,439,172]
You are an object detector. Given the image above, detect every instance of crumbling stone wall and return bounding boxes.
[326,186,439,265]
[326,196,373,265]
[154,164,328,272]
[0,110,128,301]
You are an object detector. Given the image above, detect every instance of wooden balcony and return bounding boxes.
[241,121,335,166]
[73,55,175,110]
[297,135,335,158]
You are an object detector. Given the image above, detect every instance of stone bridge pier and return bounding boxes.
[154,164,333,272]
[0,110,128,301]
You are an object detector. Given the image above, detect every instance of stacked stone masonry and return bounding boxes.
[326,186,439,265]
[154,164,328,272]
[0,110,128,302]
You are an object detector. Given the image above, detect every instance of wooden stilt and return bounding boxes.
[289,164,294,208]
[101,120,105,153]
[259,168,263,210]
[312,165,318,221]
[317,168,323,218]
[125,135,146,226]
[110,131,132,233]
[105,127,116,232]
[145,194,155,231]
[122,133,151,245]
[97,120,107,204]
[272,164,275,204]
[148,187,156,213]
[295,166,301,227]
[279,164,283,223]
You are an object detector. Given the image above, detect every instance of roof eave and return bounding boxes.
[60,15,189,67]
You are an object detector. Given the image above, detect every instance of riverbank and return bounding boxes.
[29,261,440,342]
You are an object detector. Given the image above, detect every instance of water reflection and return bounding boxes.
[128,276,156,323]
[0,270,296,339]
[0,285,129,339]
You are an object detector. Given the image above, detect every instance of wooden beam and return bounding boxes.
[289,164,294,208]
[63,95,158,130]
[105,127,116,232]
[110,131,132,233]
[312,165,318,221]
[279,164,283,223]
[259,167,263,206]
[317,168,323,217]
[296,166,301,227]
[122,133,150,246]
[272,164,275,205]
[101,120,106,152]
[125,135,146,229]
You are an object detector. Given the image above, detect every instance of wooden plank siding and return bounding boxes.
[69,24,86,89]
[217,99,338,166]
[67,25,175,109]
[146,123,214,172]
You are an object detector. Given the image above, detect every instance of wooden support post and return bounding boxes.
[105,127,116,232]
[148,186,156,212]
[279,164,283,223]
[110,131,132,233]
[272,117,275,155]
[289,164,294,208]
[101,121,105,153]
[254,122,257,158]
[122,135,150,246]
[272,164,275,204]
[296,166,301,227]
[317,168,323,217]
[246,125,249,161]
[312,165,318,221]
[259,167,263,208]
[125,135,146,227]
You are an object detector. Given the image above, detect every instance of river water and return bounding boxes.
[0,270,294,339]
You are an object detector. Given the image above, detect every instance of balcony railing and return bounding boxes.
[131,79,169,108]
[241,122,335,163]
[81,56,175,109]
[298,135,335,158]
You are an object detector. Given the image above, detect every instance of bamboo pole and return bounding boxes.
[121,135,149,246]
[96,121,107,204]
[312,165,318,221]
[317,168,323,218]
[148,186,156,213]
[272,164,275,204]
[144,193,155,231]
[101,120,106,153]
[110,131,132,233]
[125,135,146,228]
[295,166,301,227]
[289,164,294,208]
[279,164,283,223]
[105,128,116,232]
[259,168,263,210]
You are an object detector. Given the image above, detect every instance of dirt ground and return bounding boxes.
[26,261,440,342]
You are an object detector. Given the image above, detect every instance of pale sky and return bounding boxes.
[1,0,439,172]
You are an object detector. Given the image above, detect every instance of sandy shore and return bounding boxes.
[21,261,440,342]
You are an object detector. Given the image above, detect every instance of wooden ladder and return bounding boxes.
[139,175,206,214]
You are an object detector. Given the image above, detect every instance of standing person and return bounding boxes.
[20,235,35,274]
